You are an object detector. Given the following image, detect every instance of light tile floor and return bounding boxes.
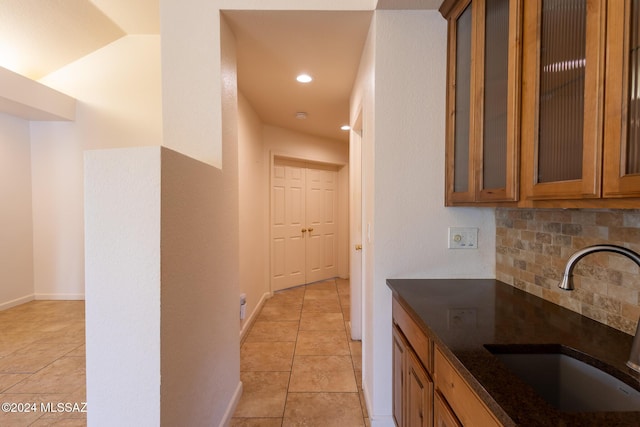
[0,300,86,427]
[0,279,364,427]
[232,278,369,427]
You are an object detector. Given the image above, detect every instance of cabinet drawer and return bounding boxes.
[393,298,432,373]
[434,347,502,427]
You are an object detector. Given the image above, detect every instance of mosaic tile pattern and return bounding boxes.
[496,208,640,334]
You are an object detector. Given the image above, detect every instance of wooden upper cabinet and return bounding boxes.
[520,0,606,200]
[603,0,640,197]
[445,0,475,204]
[444,0,522,205]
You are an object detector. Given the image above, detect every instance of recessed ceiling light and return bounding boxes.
[341,125,351,131]
[295,112,308,120]
[296,74,313,83]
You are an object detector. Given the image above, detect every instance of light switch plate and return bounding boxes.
[448,227,478,249]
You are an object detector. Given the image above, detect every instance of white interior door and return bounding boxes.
[305,166,338,283]
[350,111,363,340]
[271,159,339,292]
[271,160,306,291]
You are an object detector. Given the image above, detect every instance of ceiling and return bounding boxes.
[0,0,159,79]
[223,10,372,142]
[0,0,441,143]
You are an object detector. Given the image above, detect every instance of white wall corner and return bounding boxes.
[84,146,162,426]
[0,67,75,121]
[160,0,222,167]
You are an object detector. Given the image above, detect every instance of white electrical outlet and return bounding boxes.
[448,227,478,249]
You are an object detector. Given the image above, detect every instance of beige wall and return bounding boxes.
[30,35,162,299]
[238,92,269,334]
[263,125,349,166]
[496,208,640,335]
[0,113,34,309]
[160,148,240,426]
[159,8,242,425]
[352,11,496,425]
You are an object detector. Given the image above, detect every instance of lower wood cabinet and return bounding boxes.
[392,326,408,427]
[393,325,433,427]
[406,349,433,427]
[434,391,462,427]
[393,296,503,427]
[434,347,502,426]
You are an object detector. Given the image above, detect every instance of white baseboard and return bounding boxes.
[362,381,395,427]
[0,294,35,311]
[35,293,85,300]
[370,415,395,427]
[219,380,243,427]
[239,292,271,344]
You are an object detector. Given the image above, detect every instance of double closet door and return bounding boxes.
[271,158,338,292]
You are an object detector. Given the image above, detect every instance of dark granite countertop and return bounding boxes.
[387,278,640,426]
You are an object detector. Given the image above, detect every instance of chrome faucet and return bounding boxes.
[558,244,640,373]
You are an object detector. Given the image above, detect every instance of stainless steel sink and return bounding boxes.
[485,345,640,412]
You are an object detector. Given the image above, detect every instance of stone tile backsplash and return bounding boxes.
[496,208,640,335]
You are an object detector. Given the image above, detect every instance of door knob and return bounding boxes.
[355,244,362,251]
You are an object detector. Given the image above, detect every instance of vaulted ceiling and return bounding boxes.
[0,0,441,142]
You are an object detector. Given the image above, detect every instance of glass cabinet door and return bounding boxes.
[446,0,475,204]
[444,0,521,205]
[475,0,521,201]
[603,0,640,197]
[520,0,606,200]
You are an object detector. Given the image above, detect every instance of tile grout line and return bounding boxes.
[234,279,368,426]
[280,282,305,426]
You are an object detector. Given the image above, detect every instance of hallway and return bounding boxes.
[231,278,368,426]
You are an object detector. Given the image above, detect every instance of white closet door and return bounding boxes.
[271,160,306,291]
[305,166,338,283]
[271,159,338,292]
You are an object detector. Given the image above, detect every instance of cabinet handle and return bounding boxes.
[301,228,307,233]
[308,227,314,232]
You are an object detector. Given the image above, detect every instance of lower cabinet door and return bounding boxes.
[392,326,407,427]
[406,350,434,427]
[434,391,462,427]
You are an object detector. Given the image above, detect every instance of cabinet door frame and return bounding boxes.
[392,326,407,427]
[434,391,462,427]
[474,0,523,202]
[603,0,640,197]
[407,350,434,427]
[445,0,523,204]
[445,0,477,204]
[520,0,606,200]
